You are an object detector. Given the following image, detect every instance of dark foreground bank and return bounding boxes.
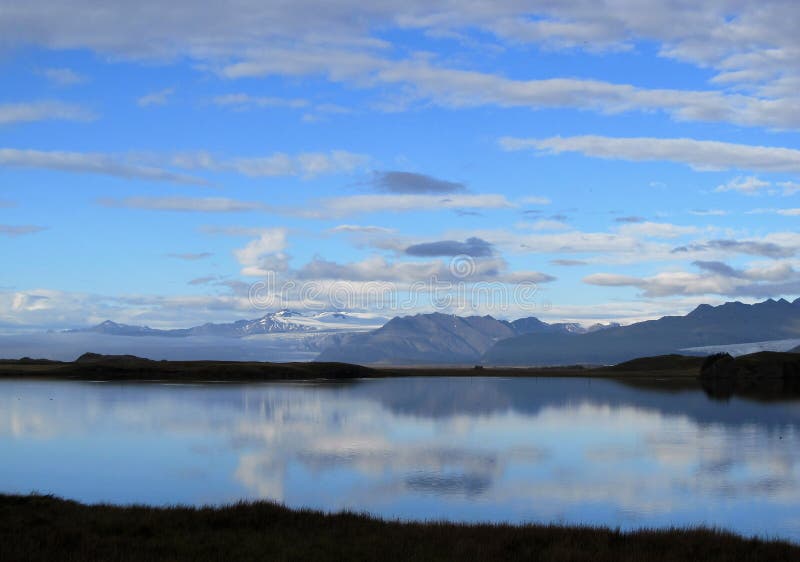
[0,352,706,381]
[1,495,798,562]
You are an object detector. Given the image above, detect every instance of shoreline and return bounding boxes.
[0,353,704,383]
[2,494,798,561]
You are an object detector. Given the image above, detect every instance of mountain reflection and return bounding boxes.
[1,377,799,541]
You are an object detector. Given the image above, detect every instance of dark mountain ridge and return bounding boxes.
[316,312,614,365]
[483,298,800,366]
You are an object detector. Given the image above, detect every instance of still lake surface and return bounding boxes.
[2,377,799,541]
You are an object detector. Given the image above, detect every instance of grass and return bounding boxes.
[1,494,798,561]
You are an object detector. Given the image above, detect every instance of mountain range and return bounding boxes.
[316,312,617,365]
[62,298,800,366]
[67,310,385,338]
[483,298,800,366]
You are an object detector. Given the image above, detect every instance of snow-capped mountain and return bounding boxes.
[68,310,387,338]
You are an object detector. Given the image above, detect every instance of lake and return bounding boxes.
[1,377,799,542]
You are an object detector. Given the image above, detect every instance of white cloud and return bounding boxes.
[99,197,267,212]
[715,176,770,195]
[291,254,553,285]
[329,224,396,234]
[583,259,800,298]
[234,229,289,276]
[0,148,207,185]
[171,149,368,178]
[521,220,569,231]
[616,221,699,239]
[0,288,260,331]
[103,192,514,218]
[137,87,175,107]
[778,181,800,196]
[2,3,799,129]
[212,93,308,109]
[303,193,514,218]
[501,135,800,175]
[747,208,800,217]
[0,101,94,125]
[40,67,85,86]
[0,147,366,184]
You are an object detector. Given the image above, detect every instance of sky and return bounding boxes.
[1,0,799,331]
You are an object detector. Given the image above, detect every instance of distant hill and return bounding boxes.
[483,298,800,366]
[316,312,613,365]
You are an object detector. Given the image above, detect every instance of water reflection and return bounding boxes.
[0,377,799,541]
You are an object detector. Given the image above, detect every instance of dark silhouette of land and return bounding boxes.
[1,494,798,562]
[700,351,800,400]
[0,351,704,382]
[484,298,800,366]
[4,351,800,400]
[317,298,800,365]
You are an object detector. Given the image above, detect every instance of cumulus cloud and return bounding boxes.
[0,224,47,237]
[370,170,466,194]
[550,259,587,267]
[500,135,800,175]
[233,228,289,277]
[0,101,94,125]
[614,216,645,223]
[405,237,493,257]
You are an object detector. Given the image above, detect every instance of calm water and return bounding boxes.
[2,377,799,541]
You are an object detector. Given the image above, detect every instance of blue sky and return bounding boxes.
[1,1,799,330]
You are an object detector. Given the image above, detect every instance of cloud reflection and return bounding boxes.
[1,378,799,540]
